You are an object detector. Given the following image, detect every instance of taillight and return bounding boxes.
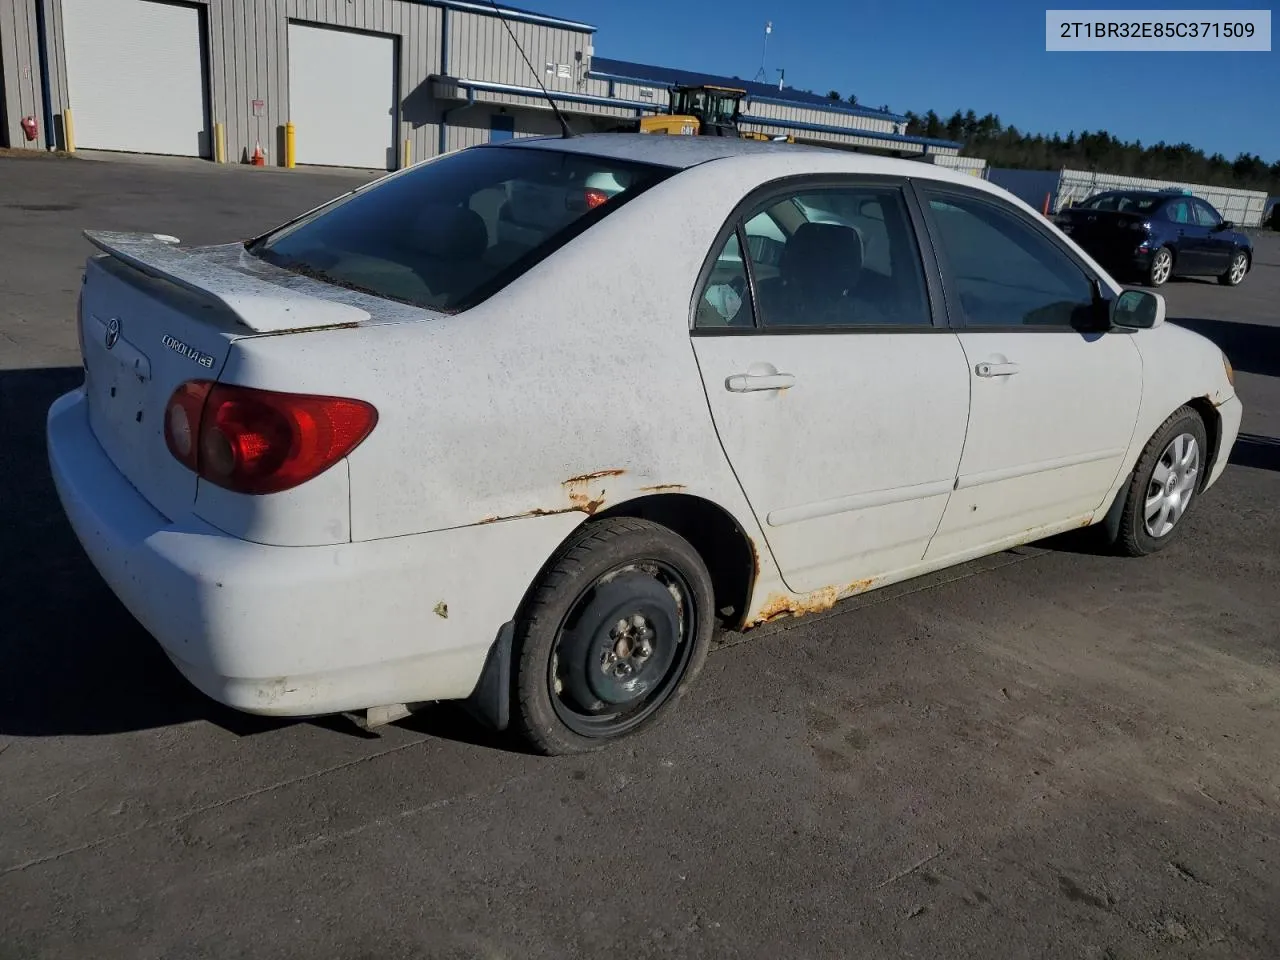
[163,381,377,495]
[585,188,609,209]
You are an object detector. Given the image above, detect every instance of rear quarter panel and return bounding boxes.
[223,158,808,618]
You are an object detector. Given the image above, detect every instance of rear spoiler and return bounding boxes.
[83,231,370,333]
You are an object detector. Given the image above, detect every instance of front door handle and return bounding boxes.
[975,361,1019,378]
[726,372,796,392]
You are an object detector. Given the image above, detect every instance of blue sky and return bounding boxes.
[544,0,1279,162]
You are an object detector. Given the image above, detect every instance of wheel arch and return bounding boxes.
[1186,396,1222,491]
[590,493,759,630]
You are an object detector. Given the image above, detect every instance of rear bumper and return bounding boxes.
[47,388,571,716]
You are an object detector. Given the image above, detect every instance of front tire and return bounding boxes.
[1146,246,1174,287]
[512,517,714,756]
[1116,406,1208,557]
[1218,250,1248,286]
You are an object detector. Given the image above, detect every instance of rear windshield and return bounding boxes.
[248,146,674,312]
[1079,192,1161,214]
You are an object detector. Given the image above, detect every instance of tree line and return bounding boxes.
[906,108,1280,198]
[815,93,1278,199]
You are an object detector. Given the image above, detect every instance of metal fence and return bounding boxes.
[1055,169,1269,226]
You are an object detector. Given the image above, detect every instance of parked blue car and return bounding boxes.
[1054,190,1253,288]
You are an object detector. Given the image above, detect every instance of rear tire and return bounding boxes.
[512,517,714,756]
[1218,250,1248,286]
[1116,406,1208,557]
[1146,246,1174,287]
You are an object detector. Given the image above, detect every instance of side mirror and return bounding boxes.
[1112,289,1165,330]
[1215,220,1234,232]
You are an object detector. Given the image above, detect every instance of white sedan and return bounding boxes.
[48,135,1242,755]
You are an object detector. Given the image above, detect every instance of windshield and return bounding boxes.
[1080,192,1161,214]
[249,146,674,312]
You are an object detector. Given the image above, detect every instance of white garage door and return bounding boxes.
[61,0,209,157]
[288,24,396,170]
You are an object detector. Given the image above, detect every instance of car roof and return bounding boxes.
[502,132,816,168]
[499,133,995,190]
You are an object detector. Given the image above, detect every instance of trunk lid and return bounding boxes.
[78,232,370,521]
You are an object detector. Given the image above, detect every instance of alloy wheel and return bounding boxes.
[1151,249,1172,285]
[1229,254,1247,284]
[1144,432,1199,538]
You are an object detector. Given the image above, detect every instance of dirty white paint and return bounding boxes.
[49,137,1242,718]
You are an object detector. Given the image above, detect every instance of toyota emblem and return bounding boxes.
[105,318,120,350]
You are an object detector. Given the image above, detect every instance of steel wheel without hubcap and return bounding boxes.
[1144,433,1199,538]
[549,561,696,738]
[1149,248,1173,286]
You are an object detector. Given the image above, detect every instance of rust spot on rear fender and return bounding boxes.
[479,471,625,525]
[566,490,606,515]
[561,469,624,516]
[638,483,687,493]
[564,469,625,484]
[478,506,584,524]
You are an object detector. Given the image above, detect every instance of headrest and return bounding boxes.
[410,204,489,260]
[780,222,864,290]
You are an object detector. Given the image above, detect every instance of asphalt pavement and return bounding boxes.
[1,152,1278,960]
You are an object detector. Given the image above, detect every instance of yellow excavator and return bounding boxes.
[627,84,793,142]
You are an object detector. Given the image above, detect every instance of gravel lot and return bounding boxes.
[1,153,1278,960]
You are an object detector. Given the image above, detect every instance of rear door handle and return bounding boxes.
[975,361,1019,378]
[726,372,796,392]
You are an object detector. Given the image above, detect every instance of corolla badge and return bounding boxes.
[104,317,120,350]
[161,333,216,369]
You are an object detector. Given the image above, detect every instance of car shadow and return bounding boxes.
[1168,316,1280,378]
[395,703,535,755]
[0,367,304,737]
[0,366,502,748]
[1231,434,1280,472]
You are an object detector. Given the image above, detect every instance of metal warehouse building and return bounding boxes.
[1,0,962,168]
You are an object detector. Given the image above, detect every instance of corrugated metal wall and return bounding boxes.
[1055,169,1269,227]
[746,100,898,136]
[610,79,668,110]
[7,0,967,164]
[1,0,48,148]
[441,101,577,152]
[447,12,589,89]
[26,0,604,166]
[927,154,988,176]
[738,119,937,156]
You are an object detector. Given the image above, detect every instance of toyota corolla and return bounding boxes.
[48,135,1241,755]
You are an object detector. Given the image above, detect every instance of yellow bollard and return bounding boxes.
[402,138,412,169]
[62,108,76,153]
[213,122,226,163]
[284,122,296,169]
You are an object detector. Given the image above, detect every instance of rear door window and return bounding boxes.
[249,147,674,312]
[1165,199,1193,225]
[1191,199,1222,227]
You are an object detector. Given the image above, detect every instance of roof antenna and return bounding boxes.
[485,0,575,138]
